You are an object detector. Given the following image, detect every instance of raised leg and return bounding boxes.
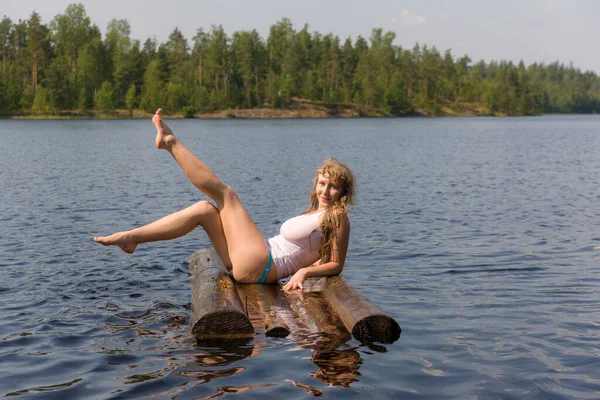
[153,110,273,283]
[94,201,232,269]
[153,109,228,203]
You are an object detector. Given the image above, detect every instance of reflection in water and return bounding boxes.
[366,341,391,353]
[153,338,261,398]
[201,383,276,398]
[237,285,367,388]
[123,371,165,384]
[191,338,257,367]
[176,366,244,383]
[98,285,389,396]
[99,307,263,396]
[312,350,362,388]
[4,379,84,397]
[6,117,600,399]
[284,379,324,396]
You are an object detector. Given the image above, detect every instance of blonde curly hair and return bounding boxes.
[303,157,355,261]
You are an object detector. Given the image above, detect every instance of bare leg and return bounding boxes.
[94,201,232,269]
[152,109,273,283]
[153,109,227,201]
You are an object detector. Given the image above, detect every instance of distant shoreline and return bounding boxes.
[5,100,595,121]
[2,101,515,120]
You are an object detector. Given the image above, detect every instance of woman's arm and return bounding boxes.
[283,212,351,291]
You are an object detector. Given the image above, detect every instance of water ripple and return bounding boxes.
[2,116,600,398]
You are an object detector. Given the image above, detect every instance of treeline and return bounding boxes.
[1,3,599,117]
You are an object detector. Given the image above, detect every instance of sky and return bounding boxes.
[4,0,600,74]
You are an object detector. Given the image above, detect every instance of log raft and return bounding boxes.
[189,249,401,344]
[189,249,254,339]
[237,284,291,338]
[322,276,401,344]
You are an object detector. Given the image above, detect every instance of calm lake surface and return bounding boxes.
[1,115,600,399]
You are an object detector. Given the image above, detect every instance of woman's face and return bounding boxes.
[316,173,342,210]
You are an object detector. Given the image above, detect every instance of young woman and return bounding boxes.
[94,109,355,291]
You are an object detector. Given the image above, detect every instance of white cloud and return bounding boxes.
[392,8,426,27]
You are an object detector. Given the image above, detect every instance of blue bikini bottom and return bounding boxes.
[254,251,273,284]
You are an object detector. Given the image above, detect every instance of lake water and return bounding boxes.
[1,115,600,399]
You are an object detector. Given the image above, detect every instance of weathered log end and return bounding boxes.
[189,249,254,339]
[192,310,255,339]
[262,286,291,338]
[264,321,291,338]
[351,314,401,344]
[322,276,401,344]
[236,284,290,338]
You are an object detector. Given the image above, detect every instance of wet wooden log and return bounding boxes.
[261,286,291,337]
[263,310,291,337]
[320,276,401,344]
[189,249,254,339]
[237,285,290,337]
[284,290,352,350]
[189,249,400,344]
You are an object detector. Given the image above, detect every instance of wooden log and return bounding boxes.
[261,286,291,337]
[283,292,321,335]
[188,248,400,344]
[284,291,352,350]
[189,249,254,339]
[321,276,401,344]
[236,284,290,337]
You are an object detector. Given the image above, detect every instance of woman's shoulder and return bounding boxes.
[334,207,350,218]
[340,210,351,225]
[330,207,351,227]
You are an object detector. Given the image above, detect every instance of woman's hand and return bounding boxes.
[282,269,307,292]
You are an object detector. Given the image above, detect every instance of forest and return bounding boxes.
[1,3,599,118]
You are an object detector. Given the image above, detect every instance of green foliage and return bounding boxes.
[0,6,599,117]
[3,65,23,112]
[78,86,93,111]
[209,88,225,109]
[232,29,265,107]
[32,85,52,112]
[165,82,186,113]
[165,28,190,86]
[106,18,134,108]
[182,106,196,118]
[139,60,163,112]
[385,71,411,115]
[47,4,98,110]
[0,78,8,114]
[125,84,136,116]
[193,85,210,111]
[95,81,114,112]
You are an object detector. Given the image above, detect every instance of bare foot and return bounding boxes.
[152,108,176,149]
[94,232,138,254]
